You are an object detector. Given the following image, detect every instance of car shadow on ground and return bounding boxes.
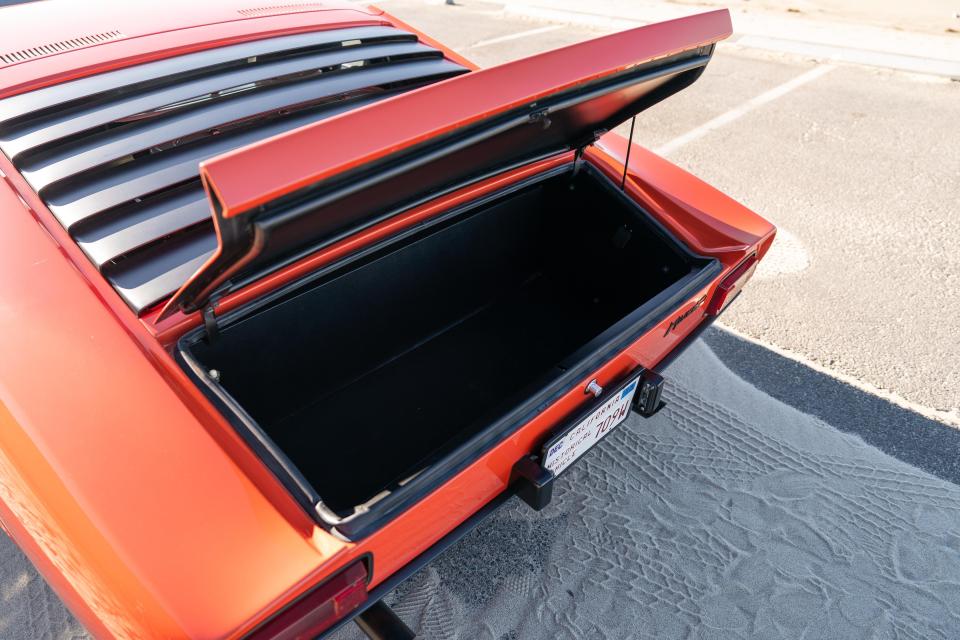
[704,326,960,485]
[4,329,959,640]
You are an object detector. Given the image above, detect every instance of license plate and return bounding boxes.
[541,376,641,476]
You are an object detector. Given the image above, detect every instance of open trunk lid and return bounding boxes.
[162,9,732,319]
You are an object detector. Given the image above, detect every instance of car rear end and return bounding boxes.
[0,3,773,638]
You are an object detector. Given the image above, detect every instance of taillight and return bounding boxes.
[707,254,758,316]
[247,559,369,640]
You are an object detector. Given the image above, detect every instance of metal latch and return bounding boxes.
[584,379,603,398]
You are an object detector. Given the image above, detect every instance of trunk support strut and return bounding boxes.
[620,115,637,191]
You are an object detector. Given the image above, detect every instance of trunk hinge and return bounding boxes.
[203,304,220,343]
[620,115,637,191]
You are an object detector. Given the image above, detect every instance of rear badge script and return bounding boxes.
[664,295,706,336]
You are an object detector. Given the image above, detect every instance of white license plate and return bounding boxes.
[541,376,641,476]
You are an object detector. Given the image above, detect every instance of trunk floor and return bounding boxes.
[268,271,627,514]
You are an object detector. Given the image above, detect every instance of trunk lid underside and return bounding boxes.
[164,9,733,318]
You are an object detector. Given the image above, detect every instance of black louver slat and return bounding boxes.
[104,230,219,313]
[0,27,416,129]
[72,183,209,266]
[23,54,452,194]
[3,40,438,163]
[0,27,468,313]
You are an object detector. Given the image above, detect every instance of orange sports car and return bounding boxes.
[0,1,774,638]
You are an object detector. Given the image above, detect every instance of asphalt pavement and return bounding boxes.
[376,0,960,425]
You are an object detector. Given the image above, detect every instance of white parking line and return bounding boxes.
[735,35,960,78]
[654,64,834,157]
[717,323,960,428]
[468,25,564,49]
[503,3,960,78]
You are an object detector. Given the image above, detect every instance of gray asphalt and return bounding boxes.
[329,338,960,639]
[378,0,960,420]
[704,326,960,484]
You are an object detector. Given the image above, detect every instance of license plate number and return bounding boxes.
[541,376,640,476]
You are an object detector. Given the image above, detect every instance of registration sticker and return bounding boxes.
[541,376,641,476]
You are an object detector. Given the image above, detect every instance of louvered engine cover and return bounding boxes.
[0,26,467,313]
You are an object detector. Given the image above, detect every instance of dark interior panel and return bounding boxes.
[187,168,699,515]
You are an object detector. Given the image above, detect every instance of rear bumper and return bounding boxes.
[321,313,717,638]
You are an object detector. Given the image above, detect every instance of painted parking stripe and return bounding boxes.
[654,64,834,157]
[717,324,960,428]
[503,4,960,78]
[468,25,564,49]
[736,35,960,79]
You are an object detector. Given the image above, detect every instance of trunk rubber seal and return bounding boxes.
[176,160,722,540]
[318,310,721,637]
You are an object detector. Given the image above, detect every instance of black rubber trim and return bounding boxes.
[37,59,467,216]
[174,165,579,519]
[318,320,728,639]
[316,317,728,638]
[17,47,446,190]
[2,41,437,162]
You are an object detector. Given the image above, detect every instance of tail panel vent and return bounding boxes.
[0,31,124,66]
[238,3,327,17]
[0,26,468,313]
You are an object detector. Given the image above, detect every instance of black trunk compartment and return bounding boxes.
[178,164,719,536]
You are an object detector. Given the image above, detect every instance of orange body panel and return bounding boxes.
[0,3,774,639]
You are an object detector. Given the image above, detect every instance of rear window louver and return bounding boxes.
[0,26,468,314]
